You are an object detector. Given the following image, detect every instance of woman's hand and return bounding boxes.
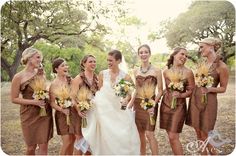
[200,87,208,94]
[120,98,128,107]
[127,101,133,109]
[147,107,154,116]
[34,100,46,107]
[172,91,181,98]
[61,108,70,116]
[78,110,87,118]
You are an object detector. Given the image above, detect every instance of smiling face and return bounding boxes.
[55,61,69,76]
[173,49,187,66]
[28,52,42,68]
[84,56,96,72]
[107,55,120,69]
[199,42,214,57]
[138,46,151,63]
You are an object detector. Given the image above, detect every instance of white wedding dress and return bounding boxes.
[82,69,140,155]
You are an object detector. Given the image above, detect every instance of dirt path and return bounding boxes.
[1,76,235,155]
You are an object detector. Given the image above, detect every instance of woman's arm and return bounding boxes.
[207,63,229,93]
[127,68,137,108]
[179,69,195,98]
[98,71,103,90]
[155,68,163,103]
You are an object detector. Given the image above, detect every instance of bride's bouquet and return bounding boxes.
[167,70,185,109]
[195,62,214,104]
[76,86,93,128]
[53,85,72,125]
[30,77,49,116]
[138,83,156,125]
[114,79,134,110]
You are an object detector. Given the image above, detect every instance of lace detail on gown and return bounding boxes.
[102,69,126,88]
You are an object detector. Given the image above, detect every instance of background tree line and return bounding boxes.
[1,0,235,81]
[149,1,235,64]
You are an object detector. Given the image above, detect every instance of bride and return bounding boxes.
[82,50,140,155]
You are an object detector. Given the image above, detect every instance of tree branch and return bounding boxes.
[23,20,28,43]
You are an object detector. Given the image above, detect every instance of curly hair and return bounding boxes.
[166,47,187,69]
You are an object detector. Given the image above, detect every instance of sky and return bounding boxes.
[109,0,235,54]
[125,0,193,53]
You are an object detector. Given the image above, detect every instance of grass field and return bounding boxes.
[1,74,235,155]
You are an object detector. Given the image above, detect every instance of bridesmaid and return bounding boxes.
[160,47,194,155]
[11,47,53,155]
[128,44,163,155]
[71,55,99,155]
[49,58,80,155]
[186,37,229,155]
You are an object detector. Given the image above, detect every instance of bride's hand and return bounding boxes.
[120,98,128,106]
[127,101,133,109]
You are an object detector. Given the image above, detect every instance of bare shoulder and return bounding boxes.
[72,74,82,83]
[184,67,194,75]
[132,67,139,75]
[49,79,58,90]
[218,60,229,71]
[162,68,169,75]
[12,71,24,83]
[152,66,162,74]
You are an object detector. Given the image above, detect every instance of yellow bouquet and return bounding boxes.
[167,70,185,109]
[195,62,214,104]
[138,83,156,125]
[76,86,93,128]
[53,85,72,125]
[30,77,49,116]
[114,79,134,110]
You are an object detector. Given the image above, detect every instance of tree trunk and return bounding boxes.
[1,48,25,81]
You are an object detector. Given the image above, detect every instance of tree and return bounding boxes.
[1,0,127,81]
[150,1,235,63]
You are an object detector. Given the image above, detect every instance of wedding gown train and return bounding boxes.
[82,69,140,155]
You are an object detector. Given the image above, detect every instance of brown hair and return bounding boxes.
[166,47,187,69]
[138,44,151,54]
[108,50,122,61]
[80,55,96,71]
[52,58,65,73]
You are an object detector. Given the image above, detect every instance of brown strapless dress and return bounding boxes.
[20,76,53,145]
[133,75,158,131]
[186,56,221,133]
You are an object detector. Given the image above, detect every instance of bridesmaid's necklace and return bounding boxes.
[140,63,151,74]
[85,72,93,85]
